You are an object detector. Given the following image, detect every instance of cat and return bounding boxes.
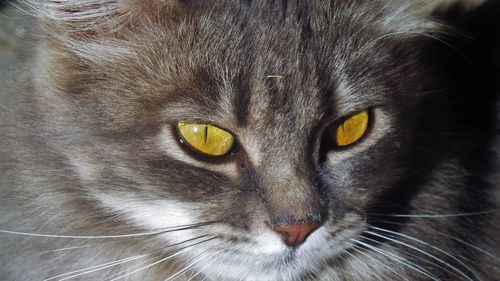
[0,0,499,280]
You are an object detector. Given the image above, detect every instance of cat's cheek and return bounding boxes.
[95,192,204,237]
[67,151,101,182]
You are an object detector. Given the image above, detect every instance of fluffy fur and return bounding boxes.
[0,0,498,280]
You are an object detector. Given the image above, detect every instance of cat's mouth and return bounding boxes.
[194,217,367,277]
[182,224,364,281]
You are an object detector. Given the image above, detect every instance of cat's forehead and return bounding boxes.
[38,0,434,142]
[148,0,407,123]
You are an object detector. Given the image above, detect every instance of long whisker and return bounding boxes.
[365,230,475,281]
[108,237,218,281]
[351,238,442,281]
[45,253,153,281]
[306,264,322,281]
[326,253,345,281]
[360,234,462,280]
[100,242,224,281]
[342,247,378,280]
[441,233,500,263]
[348,243,411,281]
[371,219,500,264]
[44,235,209,281]
[370,226,483,281]
[186,251,222,281]
[101,255,164,281]
[165,247,225,281]
[40,241,121,254]
[0,222,215,239]
[368,209,500,218]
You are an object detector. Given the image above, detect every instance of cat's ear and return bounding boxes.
[24,1,195,64]
[381,0,487,37]
[24,0,189,39]
[417,0,487,14]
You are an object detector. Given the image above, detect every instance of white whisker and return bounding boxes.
[369,209,500,218]
[351,238,442,281]
[372,219,500,263]
[342,247,378,280]
[0,222,213,239]
[370,226,483,281]
[108,237,218,281]
[363,231,470,277]
[360,234,460,280]
[100,255,167,281]
[40,241,120,254]
[348,243,411,281]
[165,247,225,281]
[439,232,500,263]
[44,236,208,281]
[44,253,153,281]
[186,252,222,281]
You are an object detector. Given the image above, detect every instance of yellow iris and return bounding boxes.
[176,121,235,156]
[336,111,369,147]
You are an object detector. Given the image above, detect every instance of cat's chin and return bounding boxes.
[95,194,366,280]
[180,218,366,281]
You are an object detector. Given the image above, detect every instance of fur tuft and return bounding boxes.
[22,0,130,32]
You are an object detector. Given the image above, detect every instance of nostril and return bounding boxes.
[273,221,320,247]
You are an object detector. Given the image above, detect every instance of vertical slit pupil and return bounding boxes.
[204,126,208,144]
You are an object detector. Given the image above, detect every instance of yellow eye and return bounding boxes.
[176,121,235,157]
[335,110,370,147]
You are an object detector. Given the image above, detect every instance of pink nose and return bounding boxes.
[273,222,320,247]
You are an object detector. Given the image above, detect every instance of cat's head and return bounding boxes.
[28,0,481,279]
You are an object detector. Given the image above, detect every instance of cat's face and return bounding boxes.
[34,0,445,279]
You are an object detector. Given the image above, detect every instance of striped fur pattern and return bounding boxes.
[0,0,498,280]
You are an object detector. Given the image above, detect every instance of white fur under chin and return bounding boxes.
[97,193,366,280]
[197,223,365,281]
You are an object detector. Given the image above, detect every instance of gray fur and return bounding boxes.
[0,0,498,280]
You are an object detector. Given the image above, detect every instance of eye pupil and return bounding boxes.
[204,126,208,144]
